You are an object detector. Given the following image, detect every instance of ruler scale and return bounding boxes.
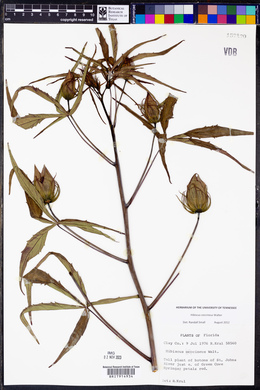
[4,4,129,23]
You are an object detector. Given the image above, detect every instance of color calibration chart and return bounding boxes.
[132,3,259,24]
[4,3,260,24]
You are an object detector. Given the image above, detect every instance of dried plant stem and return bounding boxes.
[67,113,114,165]
[149,213,200,310]
[127,135,158,208]
[100,95,158,372]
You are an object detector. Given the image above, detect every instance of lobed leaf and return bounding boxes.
[20,225,55,291]
[49,308,89,367]
[169,136,253,172]
[35,252,87,298]
[15,113,63,130]
[34,116,66,138]
[24,268,83,304]
[20,302,84,344]
[11,85,67,115]
[112,35,167,70]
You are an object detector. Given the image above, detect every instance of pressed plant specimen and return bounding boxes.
[5,24,254,372]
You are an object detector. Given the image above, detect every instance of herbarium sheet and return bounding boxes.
[4,23,256,386]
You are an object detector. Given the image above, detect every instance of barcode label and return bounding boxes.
[107,367,135,377]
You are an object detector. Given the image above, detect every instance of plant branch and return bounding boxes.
[67,112,115,166]
[149,213,200,310]
[100,93,158,372]
[127,134,158,208]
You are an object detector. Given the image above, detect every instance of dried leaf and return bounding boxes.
[116,101,154,130]
[20,302,83,344]
[35,252,87,298]
[6,80,18,118]
[11,85,67,115]
[96,27,110,62]
[175,125,254,139]
[25,192,43,219]
[69,57,90,116]
[59,219,117,240]
[15,113,63,130]
[49,308,89,367]
[112,35,167,69]
[8,145,55,221]
[20,225,55,290]
[91,295,150,306]
[24,279,33,325]
[130,40,184,62]
[130,70,185,93]
[160,94,178,133]
[34,116,65,138]
[109,24,118,60]
[24,268,83,304]
[158,136,171,183]
[71,42,88,73]
[169,137,253,172]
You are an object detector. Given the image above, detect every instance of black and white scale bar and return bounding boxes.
[4,4,97,23]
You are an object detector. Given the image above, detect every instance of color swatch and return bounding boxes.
[197,4,256,24]
[133,4,194,24]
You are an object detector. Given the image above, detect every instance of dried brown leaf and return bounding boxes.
[91,295,150,306]
[35,252,87,298]
[176,125,254,139]
[20,302,83,344]
[6,80,18,118]
[59,219,117,240]
[116,100,154,130]
[158,136,171,183]
[24,268,83,304]
[20,225,55,290]
[49,308,89,367]
[169,137,253,172]
[96,27,110,62]
[11,85,67,115]
[130,70,185,93]
[109,24,118,60]
[112,35,166,69]
[15,113,63,130]
[130,40,184,62]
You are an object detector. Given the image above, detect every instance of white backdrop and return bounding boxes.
[4,23,256,386]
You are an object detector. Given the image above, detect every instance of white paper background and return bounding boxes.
[4,23,255,386]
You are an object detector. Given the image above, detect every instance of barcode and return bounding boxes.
[107,368,135,377]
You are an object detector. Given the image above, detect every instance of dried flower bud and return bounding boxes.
[140,93,161,124]
[179,173,211,214]
[61,70,77,101]
[85,72,100,91]
[34,166,60,204]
